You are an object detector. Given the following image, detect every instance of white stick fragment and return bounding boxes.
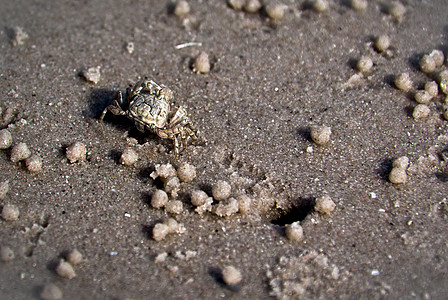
[175,42,202,50]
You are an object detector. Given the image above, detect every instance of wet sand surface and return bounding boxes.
[1,1,448,299]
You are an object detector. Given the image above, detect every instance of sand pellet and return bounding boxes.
[10,26,28,46]
[357,56,373,73]
[414,90,432,104]
[412,104,430,120]
[425,81,438,97]
[153,163,177,181]
[265,3,287,20]
[56,260,76,279]
[2,204,19,221]
[389,167,407,184]
[164,176,180,197]
[66,142,86,163]
[214,198,239,217]
[119,148,138,166]
[285,222,304,242]
[191,190,213,214]
[313,0,329,13]
[165,218,179,233]
[190,190,210,206]
[389,1,406,20]
[351,0,367,11]
[314,195,335,215]
[310,125,331,145]
[195,199,213,214]
[67,249,83,265]
[228,0,244,10]
[151,189,169,208]
[439,70,448,82]
[429,49,444,67]
[177,162,196,182]
[165,200,183,214]
[420,55,436,74]
[394,73,413,92]
[0,181,9,200]
[40,283,63,300]
[393,156,409,169]
[1,107,16,126]
[236,194,251,214]
[26,154,43,173]
[244,0,262,13]
[153,223,170,241]
[155,252,168,263]
[439,70,448,95]
[374,34,390,52]
[193,52,210,74]
[0,129,12,149]
[0,246,15,262]
[10,142,31,163]
[81,66,101,84]
[222,266,242,286]
[174,0,190,17]
[212,180,231,201]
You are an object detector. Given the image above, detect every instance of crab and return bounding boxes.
[99,79,200,157]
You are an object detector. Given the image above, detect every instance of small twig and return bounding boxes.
[175,42,202,50]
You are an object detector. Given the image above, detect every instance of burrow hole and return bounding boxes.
[270,197,315,226]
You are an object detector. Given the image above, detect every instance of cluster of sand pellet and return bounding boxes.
[389,156,409,184]
[0,117,44,173]
[228,0,286,21]
[284,195,336,243]
[55,249,84,280]
[152,218,186,241]
[394,48,447,121]
[150,163,195,214]
[190,180,252,217]
[267,251,343,299]
[149,162,253,218]
[0,181,19,223]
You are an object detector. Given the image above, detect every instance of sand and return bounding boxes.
[1,0,448,299]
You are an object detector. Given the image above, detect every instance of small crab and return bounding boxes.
[99,79,200,157]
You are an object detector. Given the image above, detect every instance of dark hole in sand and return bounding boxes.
[435,172,448,182]
[270,196,315,226]
[377,158,393,181]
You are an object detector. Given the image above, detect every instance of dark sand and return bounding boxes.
[1,0,448,299]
